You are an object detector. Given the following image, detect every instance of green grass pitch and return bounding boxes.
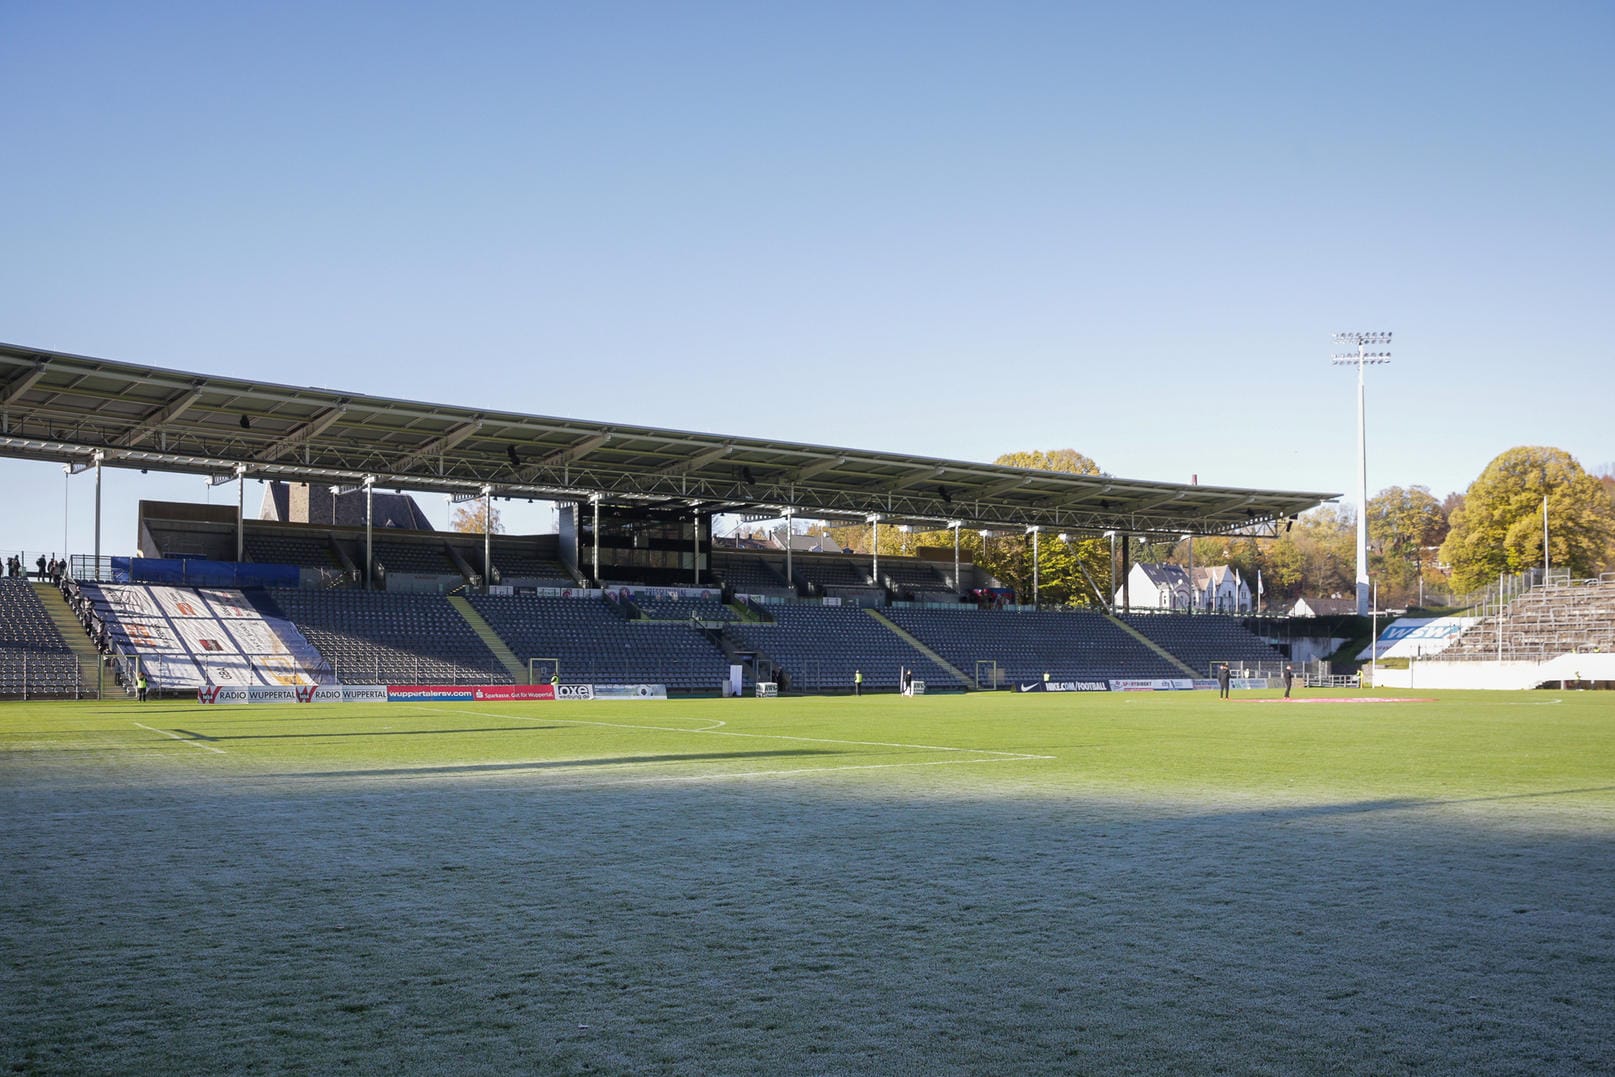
[4,688,1613,1075]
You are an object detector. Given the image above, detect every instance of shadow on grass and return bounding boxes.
[1232,786,1615,821]
[170,725,562,742]
[269,748,841,779]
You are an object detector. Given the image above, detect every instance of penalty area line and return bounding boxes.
[132,722,226,754]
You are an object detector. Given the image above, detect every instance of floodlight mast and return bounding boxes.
[1332,331,1392,616]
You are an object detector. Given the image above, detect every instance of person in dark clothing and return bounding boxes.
[1217,663,1231,700]
[1283,665,1295,699]
[36,555,47,580]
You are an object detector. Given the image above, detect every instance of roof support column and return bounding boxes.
[235,464,246,562]
[365,476,376,591]
[591,493,601,587]
[785,508,794,590]
[868,515,880,593]
[481,484,493,595]
[951,521,961,593]
[1028,526,1040,609]
[1121,534,1132,614]
[93,451,103,575]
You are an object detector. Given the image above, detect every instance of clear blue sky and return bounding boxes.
[3,1,1611,560]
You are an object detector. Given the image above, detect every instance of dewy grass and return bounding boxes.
[3,689,1612,1075]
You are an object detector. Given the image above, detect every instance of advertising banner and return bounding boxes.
[196,685,301,704]
[386,685,475,702]
[591,685,669,700]
[1357,616,1480,661]
[1018,680,1109,692]
[1107,678,1195,692]
[296,685,388,703]
[555,684,596,701]
[469,684,558,702]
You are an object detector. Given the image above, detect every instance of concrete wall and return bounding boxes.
[1372,652,1615,690]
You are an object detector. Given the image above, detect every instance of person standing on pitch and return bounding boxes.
[1283,664,1295,699]
[136,669,148,702]
[853,669,862,696]
[1217,662,1230,700]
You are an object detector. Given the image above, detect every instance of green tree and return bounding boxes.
[1439,446,1615,592]
[1255,505,1354,603]
[1365,485,1448,606]
[973,450,1110,606]
[450,500,504,534]
[827,449,1113,606]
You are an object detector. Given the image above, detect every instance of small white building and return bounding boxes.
[1117,563,1252,613]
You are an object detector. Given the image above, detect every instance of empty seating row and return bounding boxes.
[627,592,737,621]
[369,541,460,576]
[885,606,1183,684]
[711,555,795,595]
[0,579,75,656]
[468,594,728,689]
[243,532,342,569]
[265,589,510,684]
[1120,614,1286,674]
[0,580,81,696]
[725,605,955,691]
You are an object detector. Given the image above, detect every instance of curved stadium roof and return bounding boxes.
[0,341,1336,538]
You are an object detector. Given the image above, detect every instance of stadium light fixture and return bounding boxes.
[1332,330,1392,616]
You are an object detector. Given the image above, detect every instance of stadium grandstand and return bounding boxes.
[25,337,1539,700]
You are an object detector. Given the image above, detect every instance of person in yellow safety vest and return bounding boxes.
[854,669,862,696]
[136,671,148,702]
[1043,671,1051,687]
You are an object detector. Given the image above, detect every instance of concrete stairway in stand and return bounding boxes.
[1106,614,1199,677]
[864,608,974,688]
[448,595,529,683]
[31,582,110,694]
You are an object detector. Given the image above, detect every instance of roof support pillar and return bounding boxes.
[1028,526,1040,609]
[365,476,376,590]
[93,451,103,574]
[482,484,493,595]
[236,464,246,562]
[591,493,601,587]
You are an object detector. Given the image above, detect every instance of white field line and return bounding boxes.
[132,722,226,754]
[418,705,1053,780]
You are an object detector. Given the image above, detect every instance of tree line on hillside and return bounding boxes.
[817,446,1615,610]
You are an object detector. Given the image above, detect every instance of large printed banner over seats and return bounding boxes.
[82,583,326,690]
